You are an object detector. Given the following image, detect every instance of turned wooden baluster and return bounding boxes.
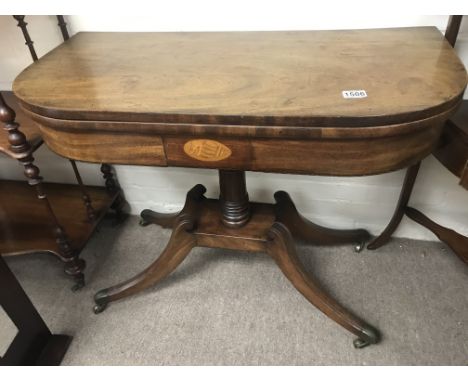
[56,15,69,41]
[100,163,126,221]
[0,93,85,289]
[100,163,118,193]
[219,170,250,227]
[69,161,97,221]
[13,16,38,61]
[70,159,96,222]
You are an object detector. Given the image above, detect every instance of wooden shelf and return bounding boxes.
[0,180,118,258]
[434,100,468,190]
[0,91,43,159]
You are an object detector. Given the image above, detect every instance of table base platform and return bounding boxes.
[93,170,380,348]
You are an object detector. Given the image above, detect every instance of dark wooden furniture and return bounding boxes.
[0,16,125,289]
[0,180,119,258]
[368,16,468,264]
[0,255,71,365]
[435,99,468,190]
[11,27,467,348]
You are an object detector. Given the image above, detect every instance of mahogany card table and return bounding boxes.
[12,27,467,348]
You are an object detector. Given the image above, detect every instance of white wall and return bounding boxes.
[1,14,468,241]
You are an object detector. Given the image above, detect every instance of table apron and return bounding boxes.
[33,119,444,176]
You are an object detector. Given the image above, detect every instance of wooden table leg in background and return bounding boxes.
[367,162,468,264]
[367,162,421,250]
[405,207,468,264]
[0,256,71,366]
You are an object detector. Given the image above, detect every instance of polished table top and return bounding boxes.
[10,26,468,346]
[14,27,467,126]
[12,27,468,175]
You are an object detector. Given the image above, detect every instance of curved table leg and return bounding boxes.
[406,207,468,264]
[274,191,370,252]
[93,216,197,313]
[139,210,179,228]
[266,222,380,348]
[139,184,207,228]
[368,162,421,250]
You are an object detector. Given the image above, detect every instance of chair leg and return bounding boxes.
[368,162,421,250]
[266,222,380,348]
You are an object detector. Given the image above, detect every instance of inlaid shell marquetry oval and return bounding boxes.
[183,139,232,161]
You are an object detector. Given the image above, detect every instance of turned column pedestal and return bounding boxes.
[93,170,378,348]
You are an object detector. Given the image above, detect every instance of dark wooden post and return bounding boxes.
[70,159,96,222]
[10,15,90,285]
[56,15,70,41]
[100,163,118,193]
[218,170,250,227]
[445,15,463,47]
[0,256,71,365]
[100,163,126,222]
[12,15,38,61]
[0,93,85,289]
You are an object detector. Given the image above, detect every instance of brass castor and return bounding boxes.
[93,290,109,314]
[93,303,108,314]
[354,241,366,253]
[139,218,150,227]
[353,338,371,348]
[353,326,381,348]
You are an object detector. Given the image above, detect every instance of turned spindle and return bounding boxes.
[219,170,250,228]
[13,15,38,61]
[0,93,85,289]
[56,15,70,41]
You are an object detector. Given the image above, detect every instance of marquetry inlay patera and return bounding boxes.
[183,139,232,161]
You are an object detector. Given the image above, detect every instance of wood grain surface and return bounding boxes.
[11,27,468,177]
[13,28,467,128]
[26,113,446,175]
[0,180,117,257]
